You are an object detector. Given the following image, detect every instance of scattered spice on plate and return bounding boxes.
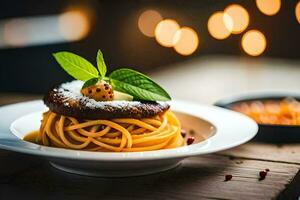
[189,129,195,135]
[181,129,187,138]
[265,168,270,172]
[224,174,232,181]
[187,136,195,145]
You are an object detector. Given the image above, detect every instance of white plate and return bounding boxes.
[0,100,258,177]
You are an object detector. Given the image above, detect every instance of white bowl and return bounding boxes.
[0,100,258,177]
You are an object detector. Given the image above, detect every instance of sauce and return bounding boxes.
[23,131,39,143]
[231,98,300,125]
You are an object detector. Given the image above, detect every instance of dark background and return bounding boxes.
[0,0,299,93]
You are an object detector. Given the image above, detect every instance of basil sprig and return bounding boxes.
[53,50,171,101]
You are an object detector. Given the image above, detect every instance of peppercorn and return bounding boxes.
[187,136,195,145]
[224,174,232,181]
[189,129,195,135]
[181,129,187,138]
[259,171,267,180]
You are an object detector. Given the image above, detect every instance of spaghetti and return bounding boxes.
[24,110,184,152]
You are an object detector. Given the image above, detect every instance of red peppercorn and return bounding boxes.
[181,129,187,138]
[259,171,267,180]
[187,136,195,145]
[224,174,232,181]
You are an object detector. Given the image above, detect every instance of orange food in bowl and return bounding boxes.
[231,98,300,125]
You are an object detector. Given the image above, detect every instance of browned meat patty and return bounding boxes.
[43,81,170,119]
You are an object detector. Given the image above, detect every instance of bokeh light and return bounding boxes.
[3,18,28,47]
[155,19,180,47]
[172,27,199,56]
[208,11,232,40]
[138,10,163,37]
[241,30,267,56]
[223,13,234,32]
[59,10,90,41]
[296,1,300,24]
[224,4,249,34]
[256,0,281,16]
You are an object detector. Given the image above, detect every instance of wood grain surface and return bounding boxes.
[0,151,298,200]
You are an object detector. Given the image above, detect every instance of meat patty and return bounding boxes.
[43,81,170,119]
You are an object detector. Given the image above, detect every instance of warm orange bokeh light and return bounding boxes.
[59,10,90,41]
[241,30,267,56]
[207,11,232,40]
[296,1,300,24]
[224,4,249,34]
[138,10,163,37]
[173,27,199,56]
[155,19,180,47]
[256,0,281,16]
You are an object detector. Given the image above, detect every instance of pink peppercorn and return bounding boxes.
[259,171,267,180]
[187,136,195,145]
[224,174,232,181]
[181,129,187,138]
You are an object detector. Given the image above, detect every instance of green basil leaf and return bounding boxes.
[96,50,107,78]
[109,68,171,101]
[53,51,98,81]
[82,77,99,89]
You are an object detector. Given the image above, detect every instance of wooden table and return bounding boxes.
[1,56,300,199]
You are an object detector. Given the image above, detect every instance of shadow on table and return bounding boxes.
[0,155,230,200]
